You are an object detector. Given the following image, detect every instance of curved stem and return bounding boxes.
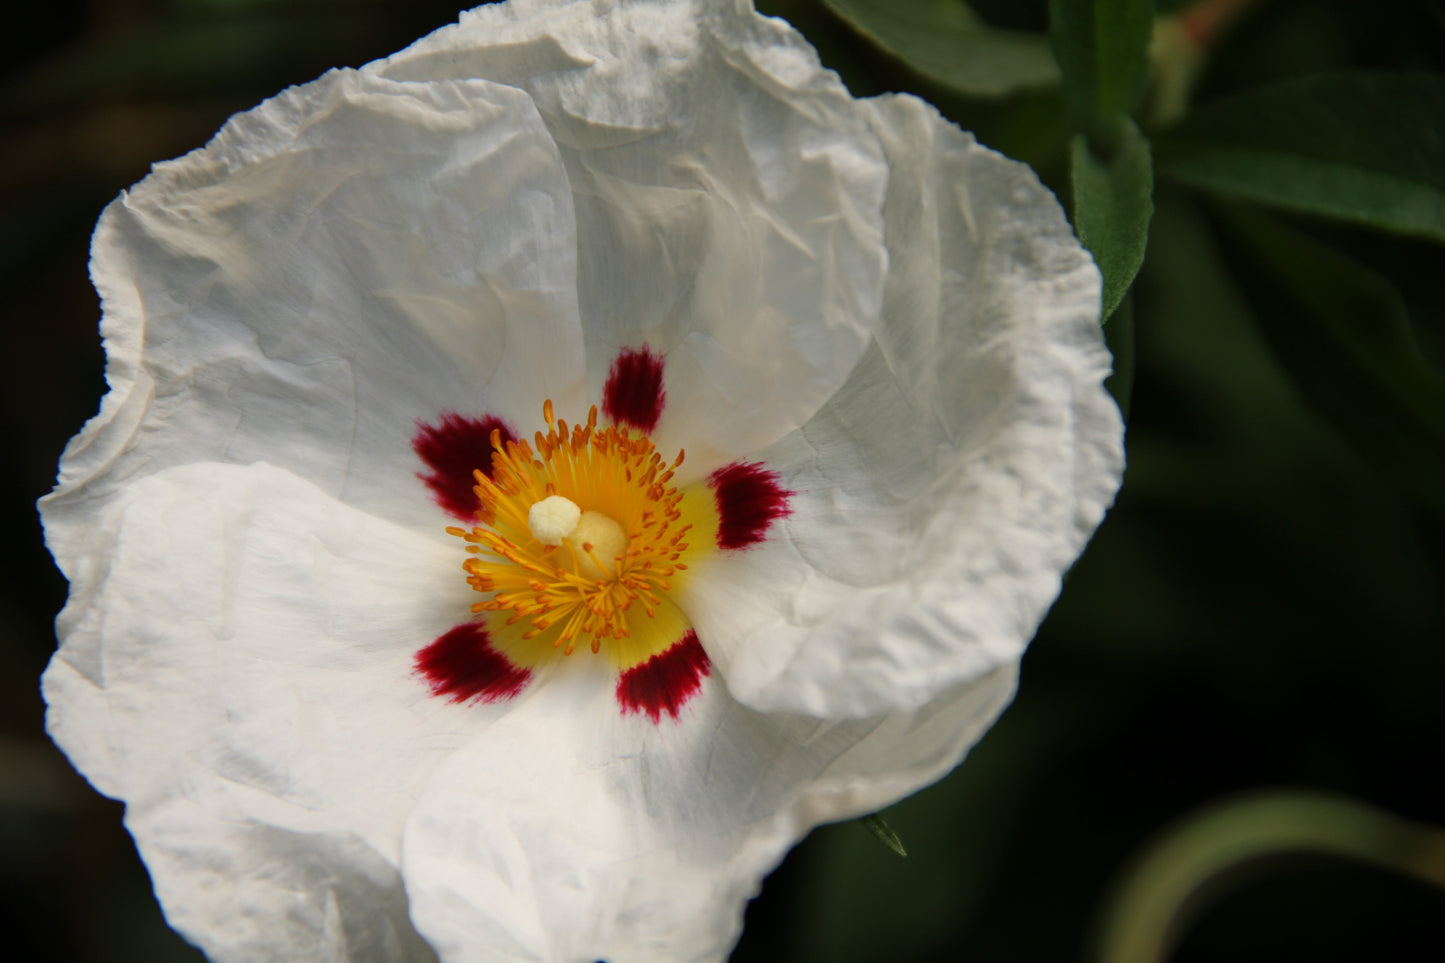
[1094,790,1445,963]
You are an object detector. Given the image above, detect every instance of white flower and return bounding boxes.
[40,0,1123,960]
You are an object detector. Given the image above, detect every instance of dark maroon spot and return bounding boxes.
[616,630,710,723]
[602,345,665,433]
[709,461,793,549]
[413,413,515,520]
[416,622,530,704]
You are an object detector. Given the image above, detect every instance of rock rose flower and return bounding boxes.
[40,0,1124,960]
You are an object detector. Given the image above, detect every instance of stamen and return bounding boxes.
[451,400,693,657]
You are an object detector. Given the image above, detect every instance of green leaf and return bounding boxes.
[859,813,908,858]
[1103,292,1135,419]
[1048,0,1155,139]
[1154,72,1445,244]
[1212,202,1445,513]
[820,0,1059,97]
[1071,118,1155,321]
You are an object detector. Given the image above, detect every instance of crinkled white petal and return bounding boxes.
[379,0,889,475]
[43,66,588,572]
[42,462,495,962]
[682,95,1125,718]
[401,656,1017,963]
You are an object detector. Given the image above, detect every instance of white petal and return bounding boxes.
[43,67,588,572]
[42,462,492,962]
[401,656,1017,963]
[683,95,1125,718]
[379,0,889,474]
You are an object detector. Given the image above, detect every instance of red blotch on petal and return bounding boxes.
[616,630,710,723]
[413,413,515,520]
[416,622,531,704]
[709,461,793,549]
[602,345,665,433]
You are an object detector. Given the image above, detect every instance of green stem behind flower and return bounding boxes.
[1094,789,1445,963]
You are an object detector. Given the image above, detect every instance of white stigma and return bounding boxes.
[528,495,582,546]
[528,496,628,578]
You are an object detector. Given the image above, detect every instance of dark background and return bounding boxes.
[3,1,1443,960]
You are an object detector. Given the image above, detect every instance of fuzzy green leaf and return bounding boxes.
[1071,118,1155,321]
[859,813,908,858]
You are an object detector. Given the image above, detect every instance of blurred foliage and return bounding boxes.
[1048,0,1153,136]
[820,0,1059,95]
[3,0,1444,961]
[1212,202,1445,514]
[1154,72,1445,243]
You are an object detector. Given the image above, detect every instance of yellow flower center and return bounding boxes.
[448,401,695,657]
